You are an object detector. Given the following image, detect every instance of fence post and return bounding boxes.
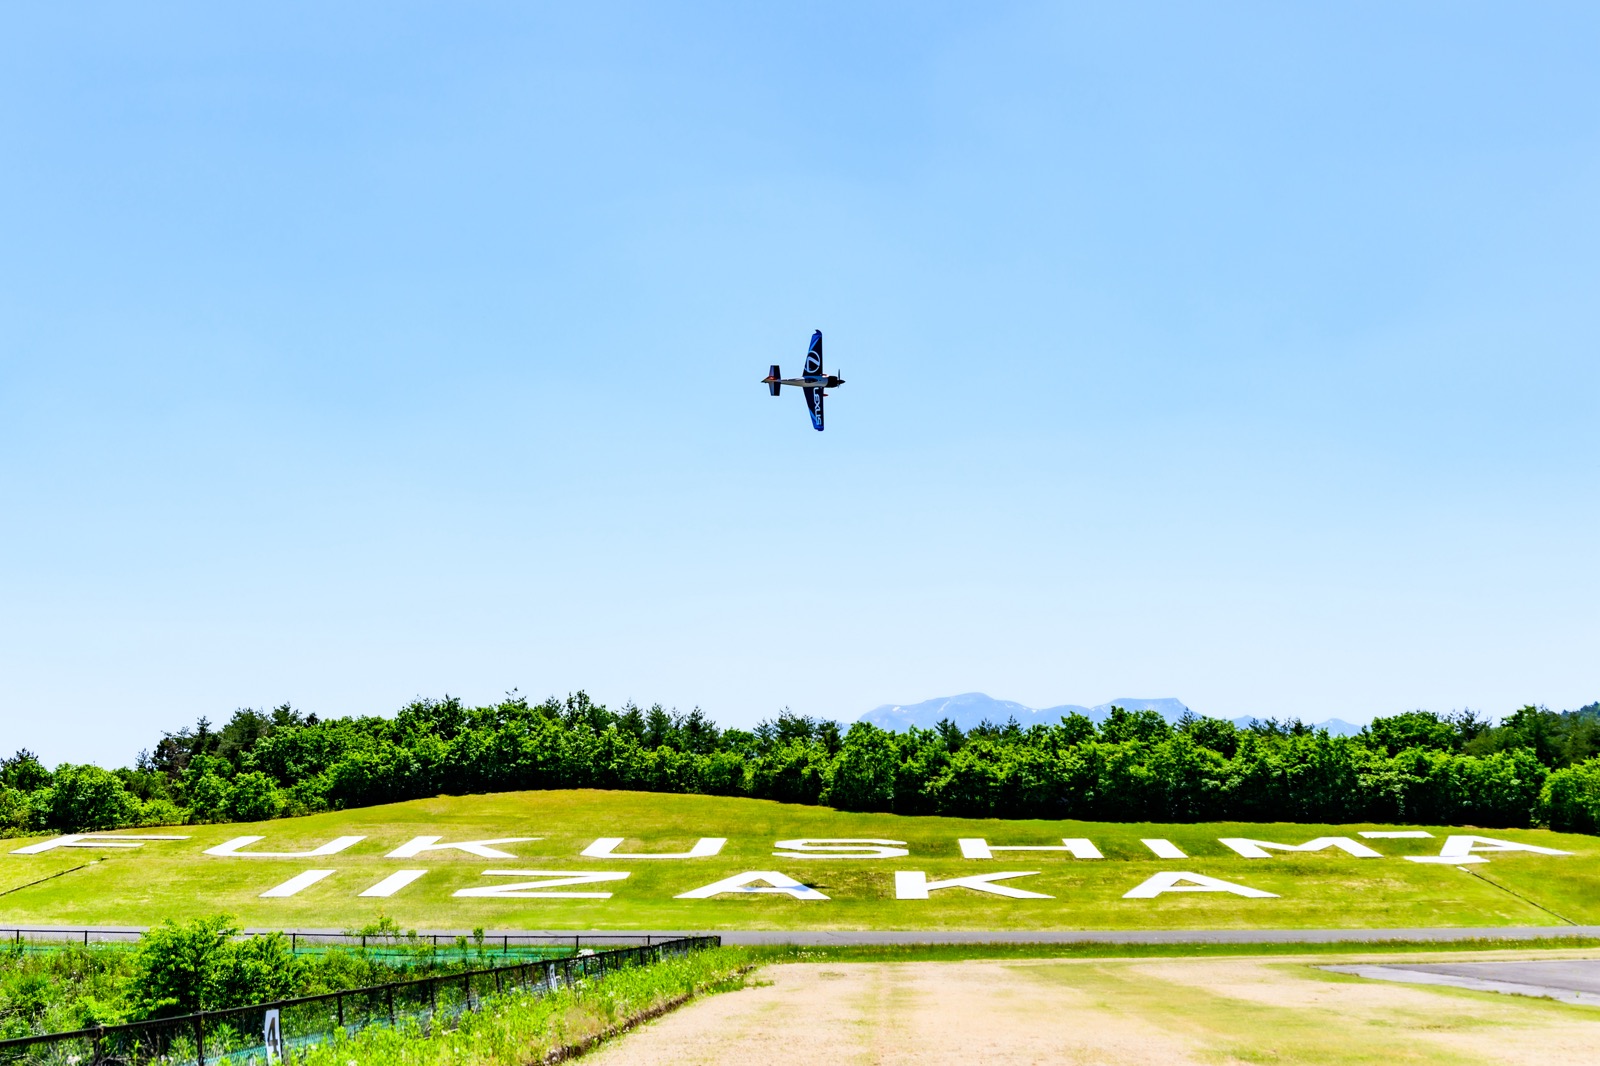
[291,932,297,953]
[387,985,395,1026]
[337,992,345,1030]
[194,1012,205,1066]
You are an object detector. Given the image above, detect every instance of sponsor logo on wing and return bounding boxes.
[811,391,823,418]
[805,353,822,375]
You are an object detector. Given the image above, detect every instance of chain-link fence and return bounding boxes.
[0,928,678,964]
[0,935,720,1066]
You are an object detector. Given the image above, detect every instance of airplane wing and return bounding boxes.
[803,386,824,431]
[804,330,823,376]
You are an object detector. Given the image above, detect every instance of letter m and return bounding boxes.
[1218,836,1381,859]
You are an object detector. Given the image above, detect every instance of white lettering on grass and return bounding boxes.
[359,870,428,897]
[581,837,727,859]
[206,836,365,858]
[959,838,1102,859]
[773,839,908,859]
[1405,835,1573,864]
[259,870,336,897]
[10,834,189,855]
[453,871,630,899]
[1217,837,1381,859]
[1122,872,1278,899]
[386,837,536,859]
[1141,839,1187,859]
[675,871,828,900]
[894,871,1051,900]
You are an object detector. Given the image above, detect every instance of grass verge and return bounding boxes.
[299,947,753,1066]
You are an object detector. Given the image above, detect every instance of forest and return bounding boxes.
[4,693,1600,836]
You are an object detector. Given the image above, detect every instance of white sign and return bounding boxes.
[452,870,630,899]
[10,834,189,855]
[959,838,1103,859]
[1123,871,1278,899]
[205,836,365,858]
[772,839,909,859]
[580,837,727,859]
[675,871,829,900]
[1217,837,1381,859]
[386,836,536,859]
[894,871,1051,900]
[263,1008,284,1065]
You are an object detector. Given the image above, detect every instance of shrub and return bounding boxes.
[132,915,302,1017]
[224,771,286,822]
[1540,760,1600,833]
[46,764,139,831]
[824,724,897,812]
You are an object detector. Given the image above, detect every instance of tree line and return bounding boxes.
[4,693,1600,836]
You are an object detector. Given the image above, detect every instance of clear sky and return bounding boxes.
[2,3,1596,766]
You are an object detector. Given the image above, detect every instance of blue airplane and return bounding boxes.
[761,330,843,431]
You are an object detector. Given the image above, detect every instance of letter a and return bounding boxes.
[1123,871,1278,899]
[894,871,1052,899]
[675,871,828,900]
[1417,835,1572,862]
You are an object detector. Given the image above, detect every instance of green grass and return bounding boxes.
[2,790,1595,931]
[296,947,753,1066]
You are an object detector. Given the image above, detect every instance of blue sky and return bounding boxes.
[2,3,1596,766]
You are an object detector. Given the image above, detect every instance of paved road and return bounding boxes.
[7,924,1600,945]
[1325,958,1600,1006]
[703,926,1600,946]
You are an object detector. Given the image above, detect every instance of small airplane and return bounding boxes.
[762,330,843,431]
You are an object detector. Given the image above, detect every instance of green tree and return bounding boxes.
[824,724,899,812]
[224,771,286,822]
[46,764,139,831]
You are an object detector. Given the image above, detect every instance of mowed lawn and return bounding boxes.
[1,790,1595,931]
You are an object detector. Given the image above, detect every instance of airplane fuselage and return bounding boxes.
[778,376,842,389]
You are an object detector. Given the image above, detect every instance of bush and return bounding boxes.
[137,798,187,827]
[46,764,139,831]
[132,915,302,1017]
[0,788,36,834]
[224,771,286,822]
[824,724,897,812]
[1541,760,1600,833]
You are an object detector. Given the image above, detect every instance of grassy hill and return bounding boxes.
[2,790,1595,931]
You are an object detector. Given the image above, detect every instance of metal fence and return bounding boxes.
[0,928,682,953]
[0,935,720,1066]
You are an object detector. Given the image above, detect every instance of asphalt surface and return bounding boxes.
[6,924,1600,945]
[1324,959,1600,1006]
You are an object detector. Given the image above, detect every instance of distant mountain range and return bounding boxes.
[858,692,1362,736]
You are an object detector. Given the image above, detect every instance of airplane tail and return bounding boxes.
[766,365,781,396]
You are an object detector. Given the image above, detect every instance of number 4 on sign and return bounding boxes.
[263,1009,284,1066]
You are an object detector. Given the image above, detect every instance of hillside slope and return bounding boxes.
[3,790,1593,932]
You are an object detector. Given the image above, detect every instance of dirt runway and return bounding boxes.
[587,956,1600,1065]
